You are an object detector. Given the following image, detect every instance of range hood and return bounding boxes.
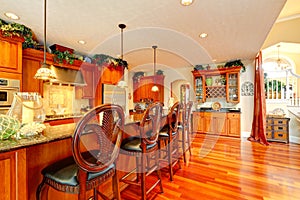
[49,65,87,86]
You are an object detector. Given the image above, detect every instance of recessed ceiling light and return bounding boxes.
[199,33,208,38]
[77,40,86,45]
[4,12,20,20]
[212,59,217,62]
[180,0,194,6]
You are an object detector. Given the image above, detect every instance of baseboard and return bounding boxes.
[241,131,250,138]
[290,136,300,144]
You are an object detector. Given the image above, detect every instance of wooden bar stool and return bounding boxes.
[178,101,193,163]
[36,104,124,200]
[119,102,163,200]
[158,101,181,181]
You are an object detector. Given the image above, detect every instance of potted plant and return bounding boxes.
[224,59,246,72]
[194,65,204,71]
[156,69,164,75]
[52,50,76,65]
[92,54,116,68]
[133,71,144,82]
[115,58,128,69]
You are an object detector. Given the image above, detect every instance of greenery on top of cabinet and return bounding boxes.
[0,18,40,49]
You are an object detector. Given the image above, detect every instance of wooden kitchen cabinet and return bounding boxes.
[100,65,124,85]
[0,34,23,84]
[0,149,27,200]
[203,112,227,135]
[227,113,241,137]
[75,63,98,99]
[193,111,240,138]
[0,34,23,74]
[22,48,50,94]
[192,66,241,103]
[133,75,164,103]
[192,112,204,133]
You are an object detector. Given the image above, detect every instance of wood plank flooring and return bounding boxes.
[120,133,300,200]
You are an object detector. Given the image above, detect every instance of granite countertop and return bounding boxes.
[0,114,167,153]
[194,107,241,113]
[0,123,76,153]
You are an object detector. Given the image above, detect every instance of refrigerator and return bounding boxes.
[102,84,127,112]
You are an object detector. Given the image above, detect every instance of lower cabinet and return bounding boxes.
[0,149,27,200]
[192,111,240,138]
[227,113,241,137]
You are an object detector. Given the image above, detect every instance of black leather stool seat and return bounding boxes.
[159,125,177,138]
[121,136,156,152]
[42,157,115,187]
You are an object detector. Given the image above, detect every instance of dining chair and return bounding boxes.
[158,101,181,181]
[119,102,163,200]
[178,101,193,163]
[36,104,124,200]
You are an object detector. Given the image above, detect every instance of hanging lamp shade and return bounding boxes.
[117,23,127,88]
[151,45,159,92]
[34,0,57,80]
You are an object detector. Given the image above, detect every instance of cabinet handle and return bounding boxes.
[278,127,283,130]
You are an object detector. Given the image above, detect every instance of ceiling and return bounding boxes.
[1,0,297,72]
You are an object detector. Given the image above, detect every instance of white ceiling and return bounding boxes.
[0,0,292,72]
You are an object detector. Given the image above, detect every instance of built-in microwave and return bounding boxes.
[0,78,20,114]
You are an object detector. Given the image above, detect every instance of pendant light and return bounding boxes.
[151,45,159,92]
[117,23,128,88]
[34,0,57,80]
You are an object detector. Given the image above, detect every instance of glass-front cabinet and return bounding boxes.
[195,76,204,102]
[192,66,241,103]
[226,72,240,103]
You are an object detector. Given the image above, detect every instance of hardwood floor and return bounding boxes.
[120,133,300,200]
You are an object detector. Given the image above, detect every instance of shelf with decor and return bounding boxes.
[192,66,241,103]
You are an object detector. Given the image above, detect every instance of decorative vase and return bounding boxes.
[206,77,213,86]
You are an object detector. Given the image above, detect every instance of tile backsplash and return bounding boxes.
[43,83,89,115]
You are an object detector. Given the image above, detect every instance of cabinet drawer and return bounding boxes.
[266,125,273,130]
[274,132,287,140]
[266,131,273,139]
[274,119,288,125]
[266,118,273,124]
[227,113,240,118]
[273,125,287,131]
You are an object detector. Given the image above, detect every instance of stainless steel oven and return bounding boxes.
[0,78,20,114]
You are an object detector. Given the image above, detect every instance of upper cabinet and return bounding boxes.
[192,66,241,103]
[0,34,23,82]
[0,35,23,74]
[133,75,164,103]
[22,48,51,94]
[100,65,124,85]
[75,63,98,99]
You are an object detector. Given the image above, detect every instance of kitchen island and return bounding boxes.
[0,116,143,200]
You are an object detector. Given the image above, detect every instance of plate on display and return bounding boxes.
[212,102,221,111]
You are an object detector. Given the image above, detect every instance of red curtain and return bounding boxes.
[248,52,269,145]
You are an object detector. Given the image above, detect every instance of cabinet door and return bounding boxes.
[194,76,204,102]
[0,36,23,74]
[227,113,240,137]
[81,65,95,99]
[0,149,27,200]
[22,57,44,94]
[192,112,204,133]
[213,112,227,135]
[101,66,124,85]
[203,113,213,134]
[133,79,141,102]
[226,72,240,103]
